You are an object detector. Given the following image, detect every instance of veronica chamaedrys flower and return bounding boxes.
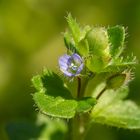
[59,53,84,77]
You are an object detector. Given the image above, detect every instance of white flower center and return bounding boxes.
[70,63,78,71]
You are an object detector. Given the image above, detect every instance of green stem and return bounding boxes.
[67,76,90,140]
[77,76,89,98]
[68,115,85,140]
[96,87,106,99]
[77,77,81,98]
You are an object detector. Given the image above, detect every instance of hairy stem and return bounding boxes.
[77,77,81,98]
[68,77,90,140]
[67,115,85,140]
[96,87,106,99]
[77,76,89,98]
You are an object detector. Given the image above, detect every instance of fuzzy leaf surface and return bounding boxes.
[91,87,140,129]
[107,25,125,57]
[32,70,96,118]
[85,27,111,72]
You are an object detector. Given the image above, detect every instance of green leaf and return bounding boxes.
[32,75,43,91]
[85,27,111,72]
[77,97,97,113]
[86,56,105,72]
[86,27,110,56]
[102,54,137,73]
[92,87,128,115]
[80,25,91,40]
[64,32,76,54]
[66,13,81,43]
[32,70,77,118]
[33,91,77,118]
[93,100,140,129]
[111,54,137,67]
[77,39,89,56]
[107,25,125,57]
[32,69,96,119]
[66,14,91,56]
[76,25,91,56]
[91,87,140,129]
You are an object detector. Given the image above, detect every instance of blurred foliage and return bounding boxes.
[0,0,140,140]
[6,114,67,140]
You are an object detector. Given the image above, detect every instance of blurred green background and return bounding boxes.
[0,0,140,139]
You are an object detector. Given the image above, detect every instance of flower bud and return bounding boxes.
[85,27,111,72]
[107,74,126,89]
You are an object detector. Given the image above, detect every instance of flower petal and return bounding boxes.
[60,68,74,77]
[76,63,84,75]
[72,53,83,64]
[58,53,84,77]
[59,54,71,69]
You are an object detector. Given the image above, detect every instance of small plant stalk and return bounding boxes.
[69,115,85,140]
[67,77,89,140]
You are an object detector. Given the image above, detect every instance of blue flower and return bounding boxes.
[59,53,84,77]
